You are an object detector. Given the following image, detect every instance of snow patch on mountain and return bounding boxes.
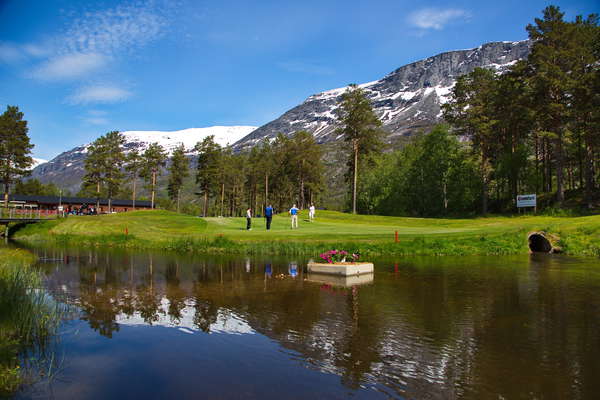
[120,126,257,155]
[32,158,48,168]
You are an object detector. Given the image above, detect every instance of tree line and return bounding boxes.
[443,6,599,212]
[357,6,599,216]
[79,130,326,216]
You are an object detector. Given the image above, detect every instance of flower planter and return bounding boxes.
[307,262,374,276]
[306,273,374,287]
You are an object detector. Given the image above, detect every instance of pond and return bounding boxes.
[15,245,600,399]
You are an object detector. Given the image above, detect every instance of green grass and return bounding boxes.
[0,248,62,397]
[11,209,600,257]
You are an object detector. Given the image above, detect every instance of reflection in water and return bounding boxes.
[22,247,600,399]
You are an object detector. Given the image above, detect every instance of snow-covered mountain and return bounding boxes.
[233,40,531,149]
[32,158,48,168]
[120,126,256,155]
[31,126,256,192]
[31,40,532,192]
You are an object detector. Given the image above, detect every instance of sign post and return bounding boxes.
[517,194,537,213]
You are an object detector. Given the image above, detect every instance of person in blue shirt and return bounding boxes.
[289,261,298,278]
[289,204,299,229]
[265,204,273,230]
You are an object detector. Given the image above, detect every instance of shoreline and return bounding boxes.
[10,210,600,257]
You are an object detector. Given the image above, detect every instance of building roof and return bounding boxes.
[9,194,152,208]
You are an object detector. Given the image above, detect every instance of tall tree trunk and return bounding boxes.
[300,178,305,210]
[177,188,181,213]
[555,132,565,205]
[220,182,225,217]
[151,170,156,209]
[132,178,137,210]
[265,173,269,207]
[3,182,9,208]
[96,181,100,211]
[585,138,595,209]
[481,154,488,215]
[108,196,112,213]
[534,131,540,194]
[203,191,208,217]
[352,141,358,214]
[253,184,258,217]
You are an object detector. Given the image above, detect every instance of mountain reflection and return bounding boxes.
[31,247,600,399]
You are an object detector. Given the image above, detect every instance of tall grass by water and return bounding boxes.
[0,248,62,397]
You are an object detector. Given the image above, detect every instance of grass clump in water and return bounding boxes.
[0,248,62,397]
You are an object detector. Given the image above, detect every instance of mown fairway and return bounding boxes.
[14,209,600,245]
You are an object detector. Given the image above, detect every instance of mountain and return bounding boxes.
[233,40,531,149]
[31,40,531,192]
[31,126,256,193]
[32,158,48,168]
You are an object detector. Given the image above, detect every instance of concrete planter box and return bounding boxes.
[307,262,374,276]
[307,273,374,287]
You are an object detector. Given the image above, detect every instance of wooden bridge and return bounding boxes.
[1,208,57,237]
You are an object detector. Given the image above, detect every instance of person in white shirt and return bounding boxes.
[246,208,252,230]
[309,204,315,222]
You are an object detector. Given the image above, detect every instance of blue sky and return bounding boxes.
[0,0,598,160]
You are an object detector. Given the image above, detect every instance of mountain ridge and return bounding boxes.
[233,40,530,149]
[30,126,257,193]
[30,39,531,192]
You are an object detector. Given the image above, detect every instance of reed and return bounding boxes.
[0,248,62,397]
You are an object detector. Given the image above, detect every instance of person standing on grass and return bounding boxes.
[265,204,274,230]
[246,207,252,230]
[289,204,299,229]
[309,203,315,222]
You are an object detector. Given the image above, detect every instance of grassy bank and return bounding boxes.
[0,248,61,397]
[11,210,600,257]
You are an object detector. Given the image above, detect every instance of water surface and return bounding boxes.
[16,245,600,399]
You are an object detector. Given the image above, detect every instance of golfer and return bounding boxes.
[309,203,315,222]
[246,207,252,230]
[289,204,299,229]
[265,204,273,230]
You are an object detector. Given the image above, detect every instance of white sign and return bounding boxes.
[58,206,64,212]
[517,194,536,208]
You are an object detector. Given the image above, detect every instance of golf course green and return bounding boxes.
[11,210,600,257]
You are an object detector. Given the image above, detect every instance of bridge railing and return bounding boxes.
[0,206,59,220]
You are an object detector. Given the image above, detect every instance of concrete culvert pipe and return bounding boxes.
[528,231,560,253]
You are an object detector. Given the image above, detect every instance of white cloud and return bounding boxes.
[61,3,168,56]
[67,85,131,104]
[25,1,173,81]
[408,8,470,30]
[30,53,108,80]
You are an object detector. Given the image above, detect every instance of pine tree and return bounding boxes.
[443,68,498,214]
[103,131,125,212]
[194,136,222,217]
[289,131,323,208]
[0,105,34,207]
[526,6,576,205]
[167,144,190,213]
[83,135,108,210]
[140,143,167,209]
[125,149,143,210]
[336,84,384,214]
[569,13,600,208]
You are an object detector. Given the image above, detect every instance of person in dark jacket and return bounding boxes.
[265,204,273,230]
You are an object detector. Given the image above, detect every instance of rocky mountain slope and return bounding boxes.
[31,126,256,193]
[30,40,531,192]
[234,40,530,149]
